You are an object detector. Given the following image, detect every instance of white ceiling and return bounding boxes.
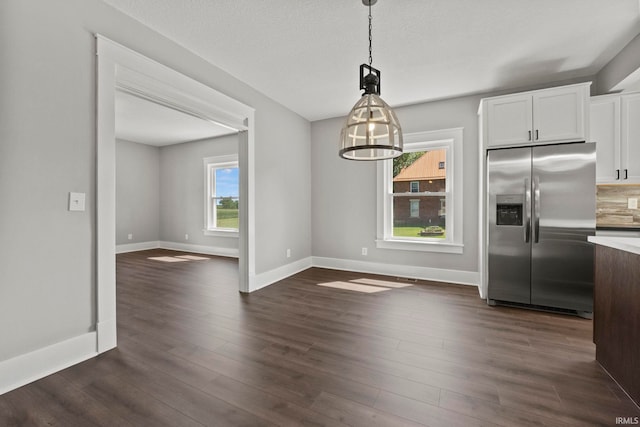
[103,0,640,122]
[115,90,236,146]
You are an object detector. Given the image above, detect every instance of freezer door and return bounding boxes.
[531,143,595,311]
[487,147,532,304]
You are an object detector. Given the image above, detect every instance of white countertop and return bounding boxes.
[588,236,640,255]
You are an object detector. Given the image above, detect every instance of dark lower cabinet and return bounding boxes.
[593,244,640,407]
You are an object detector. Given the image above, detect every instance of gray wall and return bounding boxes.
[159,135,239,251]
[254,106,312,267]
[311,77,598,275]
[0,0,311,362]
[311,95,482,273]
[597,32,640,93]
[116,139,160,245]
[116,135,240,252]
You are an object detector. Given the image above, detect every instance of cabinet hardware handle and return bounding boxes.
[625,169,628,179]
[528,130,532,141]
[616,169,620,180]
[535,130,539,140]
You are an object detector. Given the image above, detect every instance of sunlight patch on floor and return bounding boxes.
[175,255,210,260]
[350,278,414,289]
[148,255,210,262]
[148,256,189,262]
[317,281,391,293]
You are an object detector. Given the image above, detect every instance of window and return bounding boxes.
[204,155,239,236]
[409,199,420,217]
[376,128,463,253]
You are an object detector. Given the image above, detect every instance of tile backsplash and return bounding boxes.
[597,185,640,228]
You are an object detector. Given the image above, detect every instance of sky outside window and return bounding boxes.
[216,167,239,198]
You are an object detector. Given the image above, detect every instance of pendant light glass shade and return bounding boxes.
[339,0,402,160]
[339,93,403,160]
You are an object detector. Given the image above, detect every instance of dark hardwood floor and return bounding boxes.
[1,248,638,426]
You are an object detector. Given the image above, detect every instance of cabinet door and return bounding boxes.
[621,93,640,183]
[590,96,621,183]
[533,86,586,143]
[486,94,533,147]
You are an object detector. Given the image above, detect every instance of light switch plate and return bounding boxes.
[69,192,86,211]
[628,198,638,210]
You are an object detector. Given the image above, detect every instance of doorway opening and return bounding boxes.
[96,35,255,354]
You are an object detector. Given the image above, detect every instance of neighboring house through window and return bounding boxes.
[204,154,239,236]
[376,128,464,254]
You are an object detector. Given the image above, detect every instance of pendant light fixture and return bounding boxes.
[339,0,403,161]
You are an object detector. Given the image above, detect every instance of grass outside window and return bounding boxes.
[393,226,446,239]
[216,208,238,229]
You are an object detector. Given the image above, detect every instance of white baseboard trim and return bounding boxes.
[0,332,97,395]
[250,257,313,292]
[116,241,160,254]
[312,256,479,287]
[97,319,117,353]
[115,240,239,258]
[159,241,239,258]
[116,244,477,289]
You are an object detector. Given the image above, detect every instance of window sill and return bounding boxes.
[203,229,239,238]
[375,239,463,254]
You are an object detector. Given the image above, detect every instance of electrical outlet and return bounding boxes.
[127,233,133,240]
[68,192,86,211]
[362,247,368,256]
[286,248,291,258]
[628,198,638,210]
[185,234,189,240]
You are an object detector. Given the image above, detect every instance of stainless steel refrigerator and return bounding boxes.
[487,142,596,315]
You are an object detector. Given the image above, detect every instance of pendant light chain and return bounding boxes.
[368,2,373,67]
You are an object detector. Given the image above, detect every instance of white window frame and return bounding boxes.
[376,128,464,254]
[204,154,239,237]
[410,181,420,193]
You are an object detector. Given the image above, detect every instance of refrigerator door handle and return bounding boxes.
[524,178,531,243]
[533,176,540,243]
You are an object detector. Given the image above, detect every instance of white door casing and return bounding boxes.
[96,35,255,353]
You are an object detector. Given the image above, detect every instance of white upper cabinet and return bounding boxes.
[590,92,640,184]
[533,86,586,143]
[485,94,533,146]
[621,93,640,183]
[590,95,620,183]
[482,83,590,148]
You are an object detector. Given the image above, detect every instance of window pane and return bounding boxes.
[215,167,239,229]
[393,149,446,193]
[216,197,239,228]
[215,167,239,197]
[393,195,446,238]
